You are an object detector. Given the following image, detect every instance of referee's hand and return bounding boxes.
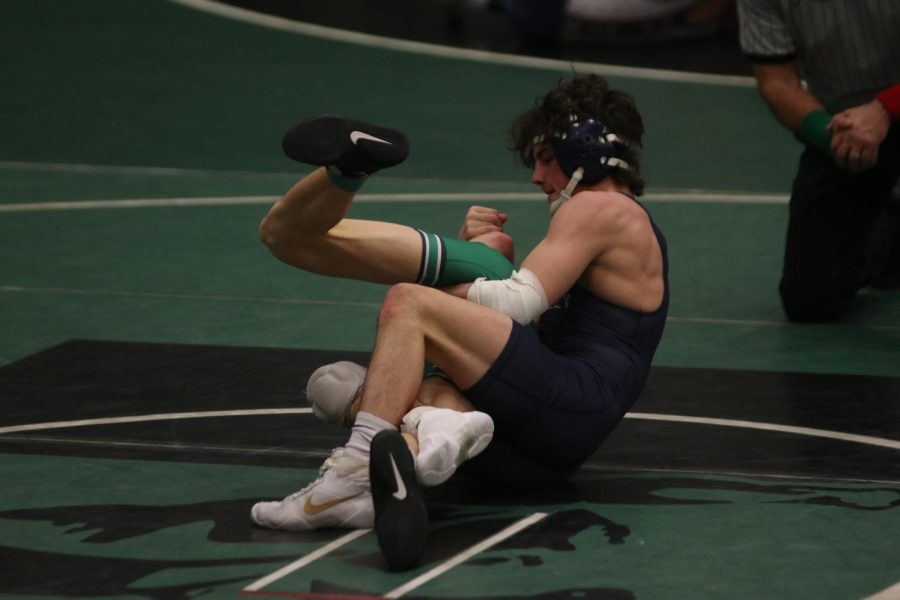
[828,100,891,173]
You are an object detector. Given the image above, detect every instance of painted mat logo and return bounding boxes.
[1,479,896,599]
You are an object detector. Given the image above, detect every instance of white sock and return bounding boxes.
[344,411,396,463]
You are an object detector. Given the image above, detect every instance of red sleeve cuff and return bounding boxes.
[876,84,900,121]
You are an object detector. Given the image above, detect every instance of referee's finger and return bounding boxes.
[854,147,878,172]
[831,140,849,167]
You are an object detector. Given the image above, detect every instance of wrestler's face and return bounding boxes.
[531,143,571,206]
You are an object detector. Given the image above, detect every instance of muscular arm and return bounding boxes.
[751,61,825,133]
[444,197,604,321]
[452,192,664,318]
[518,197,610,306]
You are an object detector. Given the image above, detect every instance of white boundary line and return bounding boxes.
[0,191,789,212]
[243,528,372,592]
[4,284,900,332]
[2,408,898,452]
[0,285,383,310]
[626,413,900,451]
[0,434,330,460]
[0,408,312,435]
[0,159,521,190]
[166,0,755,87]
[0,159,293,179]
[384,512,549,599]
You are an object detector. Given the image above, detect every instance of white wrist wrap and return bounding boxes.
[466,268,549,324]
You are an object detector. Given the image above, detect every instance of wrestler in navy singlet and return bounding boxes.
[463,199,669,485]
[539,218,669,404]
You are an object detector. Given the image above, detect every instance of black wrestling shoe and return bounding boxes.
[369,429,428,571]
[282,115,409,176]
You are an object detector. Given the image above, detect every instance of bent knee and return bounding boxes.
[258,215,304,257]
[379,283,427,322]
[779,282,855,323]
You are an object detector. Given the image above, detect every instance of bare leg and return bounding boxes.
[360,284,509,565]
[342,374,475,426]
[260,169,515,284]
[358,283,512,425]
[259,168,424,283]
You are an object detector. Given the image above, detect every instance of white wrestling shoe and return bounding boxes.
[401,406,494,487]
[251,447,373,530]
[306,361,366,427]
[306,363,494,487]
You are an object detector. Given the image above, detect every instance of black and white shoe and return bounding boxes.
[282,115,409,176]
[369,429,428,571]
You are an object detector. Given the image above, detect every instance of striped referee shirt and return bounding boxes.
[737,0,900,112]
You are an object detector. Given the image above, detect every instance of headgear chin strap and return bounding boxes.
[548,166,583,217]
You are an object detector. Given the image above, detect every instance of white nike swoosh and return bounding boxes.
[389,454,407,501]
[350,130,392,145]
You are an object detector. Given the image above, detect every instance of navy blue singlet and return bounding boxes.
[538,216,669,403]
[462,197,669,485]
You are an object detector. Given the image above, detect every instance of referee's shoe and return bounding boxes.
[370,429,428,571]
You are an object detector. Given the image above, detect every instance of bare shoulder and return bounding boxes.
[555,190,651,235]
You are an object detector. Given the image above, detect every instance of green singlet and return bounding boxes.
[414,229,514,286]
[413,229,515,379]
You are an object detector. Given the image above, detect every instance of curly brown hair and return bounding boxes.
[508,74,645,196]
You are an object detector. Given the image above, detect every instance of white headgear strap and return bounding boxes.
[549,166,584,217]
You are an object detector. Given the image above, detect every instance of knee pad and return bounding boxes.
[305,361,367,427]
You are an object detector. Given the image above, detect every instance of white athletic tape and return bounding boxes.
[467,268,549,325]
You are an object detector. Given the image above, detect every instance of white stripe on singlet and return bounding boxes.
[736,0,900,111]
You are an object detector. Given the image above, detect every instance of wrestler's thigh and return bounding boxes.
[386,284,514,391]
[312,219,423,283]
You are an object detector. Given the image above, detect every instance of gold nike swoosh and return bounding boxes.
[304,493,363,515]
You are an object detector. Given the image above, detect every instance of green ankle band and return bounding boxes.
[799,110,832,153]
[326,167,367,192]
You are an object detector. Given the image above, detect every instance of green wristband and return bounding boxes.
[799,110,832,153]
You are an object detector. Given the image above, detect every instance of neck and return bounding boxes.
[587,177,630,195]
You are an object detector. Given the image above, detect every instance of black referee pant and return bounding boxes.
[779,125,900,322]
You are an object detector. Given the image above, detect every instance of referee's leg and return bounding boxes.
[779,146,895,322]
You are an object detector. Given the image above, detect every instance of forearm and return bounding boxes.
[751,63,834,153]
[753,66,824,132]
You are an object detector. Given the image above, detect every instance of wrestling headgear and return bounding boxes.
[538,115,631,216]
[550,114,630,184]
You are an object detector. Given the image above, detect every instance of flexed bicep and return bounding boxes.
[519,199,607,306]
